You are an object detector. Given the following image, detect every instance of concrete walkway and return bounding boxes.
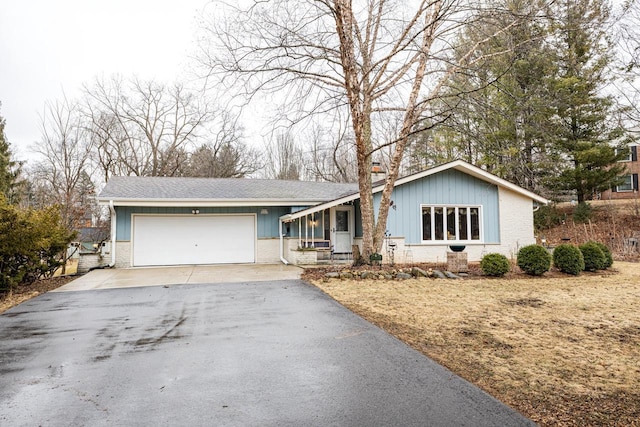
[54,264,303,291]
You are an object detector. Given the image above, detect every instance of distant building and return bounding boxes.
[600,144,639,200]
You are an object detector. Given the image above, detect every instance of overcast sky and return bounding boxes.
[0,0,210,160]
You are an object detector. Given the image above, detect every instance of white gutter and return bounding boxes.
[279,218,289,265]
[108,200,116,267]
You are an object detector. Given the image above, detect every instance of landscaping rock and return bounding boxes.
[360,271,373,280]
[444,271,461,279]
[396,272,413,280]
[412,267,430,277]
[340,272,354,279]
[432,270,446,279]
[325,272,340,279]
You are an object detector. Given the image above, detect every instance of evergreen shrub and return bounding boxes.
[517,244,551,276]
[0,198,75,293]
[579,242,606,271]
[553,244,585,275]
[480,253,510,277]
[593,242,613,268]
[572,202,593,223]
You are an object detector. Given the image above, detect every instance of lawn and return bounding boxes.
[307,262,640,426]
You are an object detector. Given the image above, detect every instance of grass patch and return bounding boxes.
[309,261,640,426]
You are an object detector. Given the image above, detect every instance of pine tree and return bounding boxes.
[420,0,558,193]
[0,105,23,204]
[548,0,629,202]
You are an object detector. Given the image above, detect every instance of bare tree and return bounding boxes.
[187,110,261,177]
[306,115,358,183]
[32,96,95,229]
[198,0,541,260]
[613,0,640,130]
[188,142,261,178]
[84,75,214,179]
[263,132,305,180]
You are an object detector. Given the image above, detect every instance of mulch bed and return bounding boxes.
[301,262,615,282]
[0,276,77,314]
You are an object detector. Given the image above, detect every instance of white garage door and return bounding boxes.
[132,215,256,266]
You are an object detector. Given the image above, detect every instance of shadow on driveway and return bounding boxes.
[0,279,534,426]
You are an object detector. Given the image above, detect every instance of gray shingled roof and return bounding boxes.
[98,176,358,203]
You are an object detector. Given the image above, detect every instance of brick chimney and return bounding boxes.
[372,161,385,183]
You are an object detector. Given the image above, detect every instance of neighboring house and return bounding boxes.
[70,226,112,273]
[76,226,110,254]
[600,144,639,200]
[97,160,548,267]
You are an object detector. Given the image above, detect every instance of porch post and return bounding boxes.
[279,218,288,265]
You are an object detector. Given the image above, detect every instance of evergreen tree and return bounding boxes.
[0,105,23,204]
[548,0,629,202]
[412,0,629,201]
[417,0,558,194]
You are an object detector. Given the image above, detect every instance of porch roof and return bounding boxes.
[280,192,359,222]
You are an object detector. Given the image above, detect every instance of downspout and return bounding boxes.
[279,218,289,265]
[108,200,116,267]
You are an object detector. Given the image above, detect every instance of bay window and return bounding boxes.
[421,205,481,242]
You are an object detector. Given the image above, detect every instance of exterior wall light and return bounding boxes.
[192,209,200,215]
[260,209,269,215]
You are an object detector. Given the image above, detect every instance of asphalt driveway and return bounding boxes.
[0,278,534,426]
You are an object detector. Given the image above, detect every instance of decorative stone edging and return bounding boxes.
[324,266,463,280]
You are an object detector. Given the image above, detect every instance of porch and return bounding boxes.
[280,203,359,265]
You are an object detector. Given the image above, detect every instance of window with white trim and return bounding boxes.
[616,175,634,192]
[615,147,632,162]
[421,205,481,242]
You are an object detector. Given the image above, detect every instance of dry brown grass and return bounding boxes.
[310,262,640,426]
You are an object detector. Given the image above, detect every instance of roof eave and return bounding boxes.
[280,191,360,221]
[374,160,549,204]
[97,198,332,207]
[281,160,549,220]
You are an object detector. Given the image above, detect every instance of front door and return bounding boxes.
[331,206,354,253]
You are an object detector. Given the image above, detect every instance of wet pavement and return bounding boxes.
[0,280,534,426]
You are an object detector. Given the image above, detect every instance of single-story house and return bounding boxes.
[97,160,548,267]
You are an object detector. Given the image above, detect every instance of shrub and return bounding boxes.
[553,244,585,275]
[593,242,613,268]
[572,202,592,223]
[517,244,551,276]
[534,204,563,231]
[0,198,75,293]
[480,253,511,277]
[579,242,607,271]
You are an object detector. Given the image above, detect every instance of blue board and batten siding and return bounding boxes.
[114,206,291,240]
[374,169,500,244]
[114,170,500,244]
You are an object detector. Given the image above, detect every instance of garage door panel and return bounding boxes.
[133,215,255,266]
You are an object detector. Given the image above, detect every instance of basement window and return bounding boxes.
[421,205,482,243]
